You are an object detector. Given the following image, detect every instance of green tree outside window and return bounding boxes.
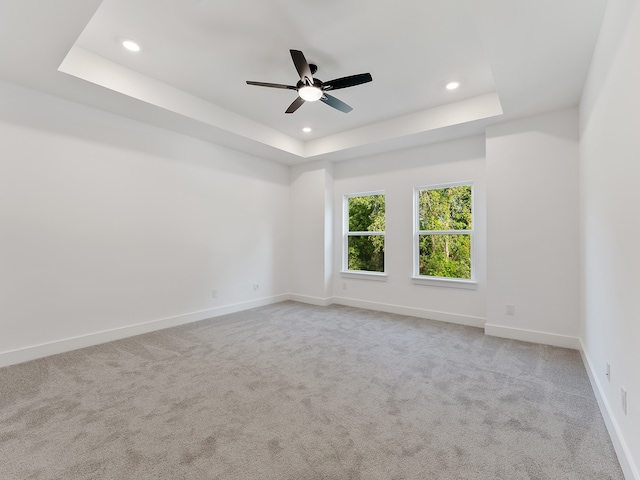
[346,194,385,272]
[417,185,472,279]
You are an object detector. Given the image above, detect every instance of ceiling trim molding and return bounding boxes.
[304,92,503,158]
[59,46,306,157]
[59,47,503,163]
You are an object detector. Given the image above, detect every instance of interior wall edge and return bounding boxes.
[580,339,640,480]
[0,294,291,369]
[484,324,580,350]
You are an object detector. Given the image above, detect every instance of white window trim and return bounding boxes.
[341,270,388,281]
[343,190,386,276]
[411,276,477,289]
[413,181,475,288]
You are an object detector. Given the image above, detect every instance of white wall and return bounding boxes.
[579,0,640,477]
[289,160,333,303]
[485,108,580,349]
[0,81,291,366]
[331,135,487,327]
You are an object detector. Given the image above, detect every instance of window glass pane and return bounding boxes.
[418,185,472,231]
[348,235,385,272]
[419,234,471,278]
[348,194,385,232]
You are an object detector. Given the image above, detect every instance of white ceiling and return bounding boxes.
[0,0,607,164]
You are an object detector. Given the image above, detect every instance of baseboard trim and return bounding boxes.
[288,294,333,307]
[0,294,289,368]
[579,339,639,480]
[484,324,580,349]
[332,296,485,328]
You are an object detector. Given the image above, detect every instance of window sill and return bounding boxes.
[341,271,388,281]
[411,276,477,290]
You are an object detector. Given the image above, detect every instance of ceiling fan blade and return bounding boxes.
[290,49,313,84]
[323,73,373,91]
[246,81,297,90]
[285,96,305,114]
[321,93,353,113]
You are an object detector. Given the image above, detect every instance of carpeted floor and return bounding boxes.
[0,302,624,479]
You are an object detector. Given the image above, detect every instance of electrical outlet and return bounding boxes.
[211,290,217,299]
[253,284,259,291]
[342,283,347,290]
[606,363,610,382]
[621,388,627,415]
[506,304,515,315]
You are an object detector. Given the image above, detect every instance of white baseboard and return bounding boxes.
[580,339,639,480]
[332,296,486,328]
[483,323,580,349]
[288,294,333,307]
[0,294,289,368]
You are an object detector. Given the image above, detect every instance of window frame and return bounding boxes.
[412,182,476,289]
[342,190,387,278]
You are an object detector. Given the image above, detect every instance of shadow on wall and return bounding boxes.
[580,0,637,135]
[0,81,289,186]
[333,134,486,180]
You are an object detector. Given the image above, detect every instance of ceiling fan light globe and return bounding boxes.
[299,86,322,102]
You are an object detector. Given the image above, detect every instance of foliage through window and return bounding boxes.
[344,192,385,273]
[415,184,472,279]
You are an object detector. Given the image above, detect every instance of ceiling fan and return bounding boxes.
[246,49,373,114]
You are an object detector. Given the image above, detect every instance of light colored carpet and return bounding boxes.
[0,302,623,479]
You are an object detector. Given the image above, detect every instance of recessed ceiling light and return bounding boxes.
[446,81,460,90]
[122,40,141,52]
[302,127,312,133]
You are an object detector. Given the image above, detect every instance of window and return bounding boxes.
[414,183,473,282]
[343,192,385,273]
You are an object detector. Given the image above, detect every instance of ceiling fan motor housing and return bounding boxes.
[297,78,323,89]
